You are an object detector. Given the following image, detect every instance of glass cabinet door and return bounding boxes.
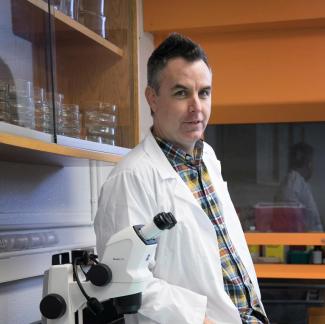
[0,0,54,139]
[206,122,325,234]
[50,0,138,150]
[0,0,138,153]
[205,122,325,267]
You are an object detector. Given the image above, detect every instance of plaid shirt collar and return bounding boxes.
[153,131,204,168]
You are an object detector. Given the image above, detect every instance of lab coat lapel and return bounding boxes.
[142,131,178,181]
[204,150,246,249]
[142,132,216,231]
[203,146,262,298]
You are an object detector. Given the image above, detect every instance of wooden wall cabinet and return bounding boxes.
[0,0,138,165]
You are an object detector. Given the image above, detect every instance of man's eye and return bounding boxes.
[174,90,187,97]
[199,89,211,98]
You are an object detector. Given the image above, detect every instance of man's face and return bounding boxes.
[146,57,212,154]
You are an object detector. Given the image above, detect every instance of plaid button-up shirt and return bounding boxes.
[155,135,269,324]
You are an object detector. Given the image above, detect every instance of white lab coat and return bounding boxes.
[94,132,262,324]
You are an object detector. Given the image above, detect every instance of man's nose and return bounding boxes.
[188,94,201,112]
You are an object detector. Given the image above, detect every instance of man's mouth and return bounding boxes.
[185,120,201,124]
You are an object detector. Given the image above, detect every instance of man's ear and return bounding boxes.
[145,86,158,113]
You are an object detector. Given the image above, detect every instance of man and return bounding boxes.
[276,142,323,231]
[95,33,268,323]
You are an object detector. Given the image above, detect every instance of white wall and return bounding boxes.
[0,161,98,323]
[0,276,44,324]
[137,0,154,139]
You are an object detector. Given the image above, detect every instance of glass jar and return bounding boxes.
[83,101,117,145]
[8,79,35,129]
[0,80,9,122]
[34,87,52,133]
[56,103,81,138]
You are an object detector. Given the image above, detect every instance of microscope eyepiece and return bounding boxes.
[135,212,177,243]
[153,212,177,230]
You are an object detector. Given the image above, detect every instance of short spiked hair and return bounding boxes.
[147,33,210,93]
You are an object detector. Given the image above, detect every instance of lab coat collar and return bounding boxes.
[142,131,184,180]
[142,131,214,216]
[142,131,210,180]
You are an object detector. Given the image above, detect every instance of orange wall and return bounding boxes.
[143,0,325,32]
[143,1,325,124]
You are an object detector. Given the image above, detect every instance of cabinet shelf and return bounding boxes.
[254,264,325,279]
[0,132,123,165]
[245,233,325,279]
[245,233,325,246]
[26,0,124,57]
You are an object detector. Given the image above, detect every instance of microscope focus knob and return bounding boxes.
[87,263,112,286]
[40,293,66,319]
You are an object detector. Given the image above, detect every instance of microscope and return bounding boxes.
[39,212,177,324]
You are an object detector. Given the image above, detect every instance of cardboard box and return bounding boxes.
[263,245,286,263]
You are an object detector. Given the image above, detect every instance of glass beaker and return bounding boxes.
[0,80,9,122]
[57,103,81,138]
[83,101,117,145]
[34,87,53,133]
[8,79,35,129]
[59,0,78,20]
